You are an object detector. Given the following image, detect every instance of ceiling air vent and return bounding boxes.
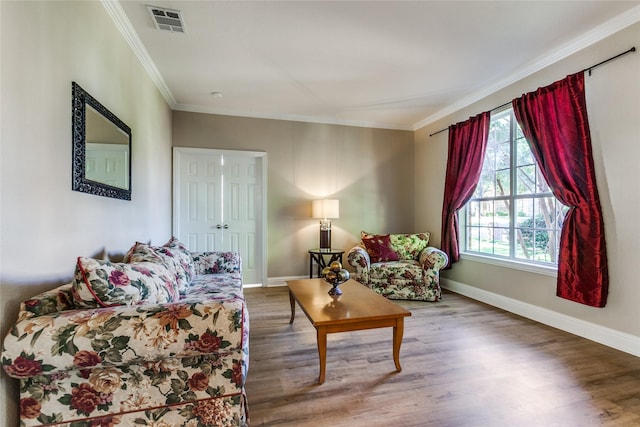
[147,5,186,33]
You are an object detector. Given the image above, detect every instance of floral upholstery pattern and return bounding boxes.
[348,232,448,301]
[192,252,242,276]
[19,284,75,318]
[125,242,192,295]
[2,246,249,427]
[71,257,179,308]
[163,237,196,285]
[389,232,430,260]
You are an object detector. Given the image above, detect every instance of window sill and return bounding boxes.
[460,252,558,277]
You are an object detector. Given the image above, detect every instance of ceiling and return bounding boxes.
[113,1,640,130]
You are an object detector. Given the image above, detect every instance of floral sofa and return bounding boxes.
[2,238,249,427]
[347,231,448,301]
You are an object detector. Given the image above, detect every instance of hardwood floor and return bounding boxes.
[244,286,640,427]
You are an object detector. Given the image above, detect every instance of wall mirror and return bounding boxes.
[72,82,131,200]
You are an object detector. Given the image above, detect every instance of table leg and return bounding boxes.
[317,327,327,384]
[289,291,296,324]
[393,318,405,372]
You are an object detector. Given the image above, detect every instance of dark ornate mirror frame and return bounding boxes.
[72,82,132,200]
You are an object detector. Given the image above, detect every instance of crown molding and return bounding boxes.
[412,4,640,131]
[101,0,176,107]
[101,0,411,130]
[172,103,414,131]
[104,1,639,132]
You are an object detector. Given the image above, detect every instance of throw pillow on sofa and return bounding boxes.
[362,234,399,263]
[125,241,191,294]
[71,257,179,308]
[162,237,196,284]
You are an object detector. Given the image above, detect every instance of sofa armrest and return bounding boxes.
[191,251,242,275]
[419,247,449,271]
[17,283,74,321]
[347,246,370,271]
[2,297,247,378]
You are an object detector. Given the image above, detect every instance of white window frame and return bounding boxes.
[460,107,564,277]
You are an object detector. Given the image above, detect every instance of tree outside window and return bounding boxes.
[464,108,568,265]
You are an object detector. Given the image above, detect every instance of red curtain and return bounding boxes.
[441,112,491,266]
[512,72,608,307]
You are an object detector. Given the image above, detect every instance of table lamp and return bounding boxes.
[312,199,339,249]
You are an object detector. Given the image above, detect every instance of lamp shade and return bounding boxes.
[312,199,339,219]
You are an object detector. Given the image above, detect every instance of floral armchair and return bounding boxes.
[2,239,249,427]
[347,231,448,301]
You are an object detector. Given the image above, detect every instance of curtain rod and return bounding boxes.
[429,46,636,137]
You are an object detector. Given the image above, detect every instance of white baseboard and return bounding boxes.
[266,275,306,287]
[441,278,640,357]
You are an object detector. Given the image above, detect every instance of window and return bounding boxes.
[463,108,568,265]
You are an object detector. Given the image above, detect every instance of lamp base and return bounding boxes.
[319,229,331,249]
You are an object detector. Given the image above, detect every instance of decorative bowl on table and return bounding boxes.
[321,261,350,296]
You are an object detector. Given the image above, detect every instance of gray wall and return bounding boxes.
[0,2,173,424]
[172,112,416,277]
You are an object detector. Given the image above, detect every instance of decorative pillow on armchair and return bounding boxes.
[390,232,430,260]
[71,257,179,308]
[362,234,399,263]
[361,230,376,240]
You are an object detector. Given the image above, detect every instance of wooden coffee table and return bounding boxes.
[286,278,411,384]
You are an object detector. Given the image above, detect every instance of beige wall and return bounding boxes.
[0,2,173,424]
[1,1,637,424]
[172,112,416,277]
[415,23,640,339]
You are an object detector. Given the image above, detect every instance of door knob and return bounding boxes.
[216,224,222,229]
[223,224,229,229]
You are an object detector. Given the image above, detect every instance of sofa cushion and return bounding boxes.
[369,259,423,279]
[362,234,399,263]
[124,242,163,264]
[71,257,179,308]
[191,252,242,275]
[186,273,244,302]
[163,237,196,285]
[389,232,430,260]
[125,242,191,294]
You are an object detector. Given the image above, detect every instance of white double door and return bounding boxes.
[173,148,266,286]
